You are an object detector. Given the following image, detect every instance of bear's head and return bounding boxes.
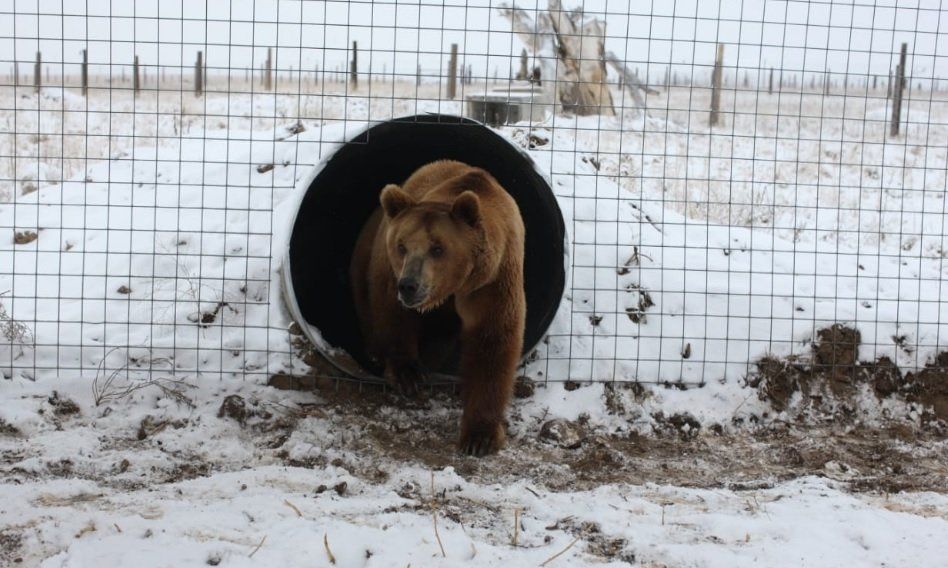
[379,183,483,312]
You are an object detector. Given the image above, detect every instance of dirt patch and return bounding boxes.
[513,376,536,399]
[753,325,945,427]
[0,530,23,565]
[161,461,211,483]
[814,324,861,397]
[288,380,948,495]
[538,419,583,449]
[136,416,188,440]
[859,356,903,399]
[286,330,345,376]
[553,519,636,564]
[653,412,701,440]
[904,352,948,421]
[0,418,20,436]
[753,355,809,412]
[218,394,249,424]
[4,379,947,516]
[47,391,80,417]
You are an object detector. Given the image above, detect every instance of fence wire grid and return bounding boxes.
[2,0,948,391]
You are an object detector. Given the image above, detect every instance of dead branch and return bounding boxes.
[604,51,659,110]
[92,347,193,407]
[497,3,555,54]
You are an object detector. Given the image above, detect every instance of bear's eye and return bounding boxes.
[429,245,444,258]
[397,243,407,256]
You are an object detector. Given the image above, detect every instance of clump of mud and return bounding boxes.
[0,530,23,565]
[813,324,861,397]
[0,418,19,436]
[753,324,946,426]
[859,356,902,399]
[47,391,80,417]
[218,395,250,424]
[652,412,701,440]
[751,355,809,412]
[904,352,948,422]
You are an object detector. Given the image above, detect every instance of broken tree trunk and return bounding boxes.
[499,0,616,116]
[547,0,614,115]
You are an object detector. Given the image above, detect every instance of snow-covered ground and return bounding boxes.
[2,377,947,567]
[2,82,948,565]
[4,83,948,388]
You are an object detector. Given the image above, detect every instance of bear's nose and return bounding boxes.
[397,278,419,299]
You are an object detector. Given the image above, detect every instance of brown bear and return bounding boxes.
[350,160,526,456]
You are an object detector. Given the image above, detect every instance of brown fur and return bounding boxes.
[350,160,526,456]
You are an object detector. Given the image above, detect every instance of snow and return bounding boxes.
[17,473,948,568]
[3,80,948,564]
[2,377,947,567]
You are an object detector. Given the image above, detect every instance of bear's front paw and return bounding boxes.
[458,421,506,457]
[384,360,427,397]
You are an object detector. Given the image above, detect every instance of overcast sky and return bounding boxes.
[2,0,946,83]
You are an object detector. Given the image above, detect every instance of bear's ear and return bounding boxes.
[380,184,415,218]
[451,191,481,228]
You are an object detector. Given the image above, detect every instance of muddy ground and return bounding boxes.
[7,376,943,498]
[265,323,948,495]
[242,385,944,498]
[2,381,947,565]
[2,324,947,565]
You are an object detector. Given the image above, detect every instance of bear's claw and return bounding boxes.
[458,423,505,457]
[384,360,427,397]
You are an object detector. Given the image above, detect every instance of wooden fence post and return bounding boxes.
[265,48,272,91]
[195,51,203,96]
[34,51,41,93]
[81,49,88,96]
[350,41,358,89]
[133,55,140,95]
[517,48,528,80]
[709,43,724,126]
[890,43,908,137]
[447,43,458,99]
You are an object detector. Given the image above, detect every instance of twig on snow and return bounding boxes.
[283,499,303,517]
[540,536,581,566]
[431,471,446,558]
[323,533,336,565]
[460,522,477,560]
[512,507,522,546]
[248,535,267,558]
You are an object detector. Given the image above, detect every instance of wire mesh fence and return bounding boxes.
[2,0,947,392]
